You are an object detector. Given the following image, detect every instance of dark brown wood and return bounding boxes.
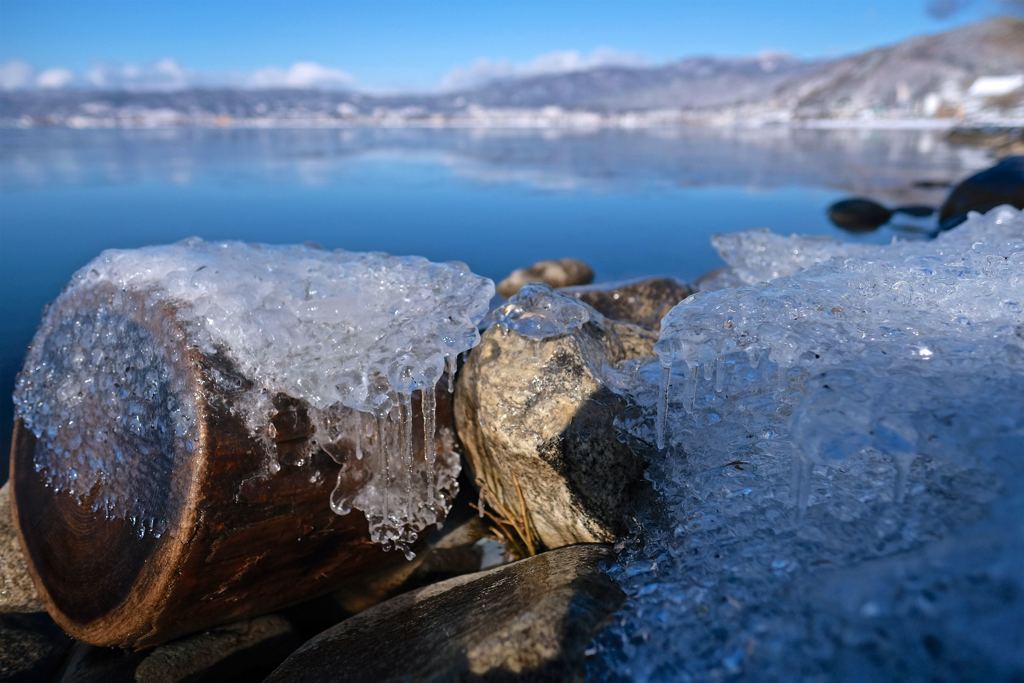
[9,290,454,648]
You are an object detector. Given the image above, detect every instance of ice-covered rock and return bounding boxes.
[709,228,872,286]
[13,239,494,556]
[560,276,693,330]
[594,207,1024,681]
[457,285,653,549]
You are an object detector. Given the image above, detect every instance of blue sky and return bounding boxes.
[0,0,1007,91]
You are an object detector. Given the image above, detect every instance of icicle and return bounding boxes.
[683,364,699,412]
[401,392,414,525]
[446,353,457,393]
[377,413,390,532]
[330,470,352,515]
[656,358,673,451]
[714,356,726,393]
[354,426,363,460]
[892,453,915,503]
[422,387,437,512]
[793,454,814,518]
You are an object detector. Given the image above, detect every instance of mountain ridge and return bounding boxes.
[2,18,1022,126]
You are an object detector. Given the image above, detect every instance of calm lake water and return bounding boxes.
[0,126,993,471]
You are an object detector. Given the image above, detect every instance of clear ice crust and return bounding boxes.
[594,207,1024,681]
[14,239,494,555]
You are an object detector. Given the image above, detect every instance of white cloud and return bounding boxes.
[36,68,74,89]
[1,58,355,91]
[0,61,36,90]
[1,51,643,93]
[84,59,189,90]
[246,61,354,89]
[441,47,648,90]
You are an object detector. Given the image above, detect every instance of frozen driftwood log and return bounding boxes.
[10,240,493,648]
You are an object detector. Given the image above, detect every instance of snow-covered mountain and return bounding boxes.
[1,18,1021,127]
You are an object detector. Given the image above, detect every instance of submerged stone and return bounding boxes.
[826,197,893,232]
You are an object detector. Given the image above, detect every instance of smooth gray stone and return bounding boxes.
[267,544,622,683]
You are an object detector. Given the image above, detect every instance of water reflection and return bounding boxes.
[0,126,991,203]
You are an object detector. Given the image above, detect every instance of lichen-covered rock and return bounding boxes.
[560,276,692,330]
[456,286,652,549]
[266,544,622,683]
[0,611,72,682]
[0,484,41,613]
[497,258,594,298]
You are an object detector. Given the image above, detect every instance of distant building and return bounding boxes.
[968,75,1024,98]
[964,74,1024,123]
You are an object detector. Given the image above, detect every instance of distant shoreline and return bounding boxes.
[2,116,1021,132]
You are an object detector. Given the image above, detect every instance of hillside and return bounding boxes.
[1,18,1021,126]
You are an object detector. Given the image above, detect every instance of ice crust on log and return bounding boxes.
[14,239,494,555]
[594,208,1024,681]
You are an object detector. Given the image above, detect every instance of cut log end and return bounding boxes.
[9,285,454,648]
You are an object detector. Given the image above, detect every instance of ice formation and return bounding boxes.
[488,282,592,339]
[710,228,877,285]
[593,207,1024,681]
[14,239,494,554]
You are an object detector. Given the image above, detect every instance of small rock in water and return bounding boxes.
[456,285,652,550]
[0,484,41,614]
[939,155,1024,229]
[497,258,594,298]
[827,197,893,232]
[827,197,936,234]
[266,544,622,683]
[560,276,692,330]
